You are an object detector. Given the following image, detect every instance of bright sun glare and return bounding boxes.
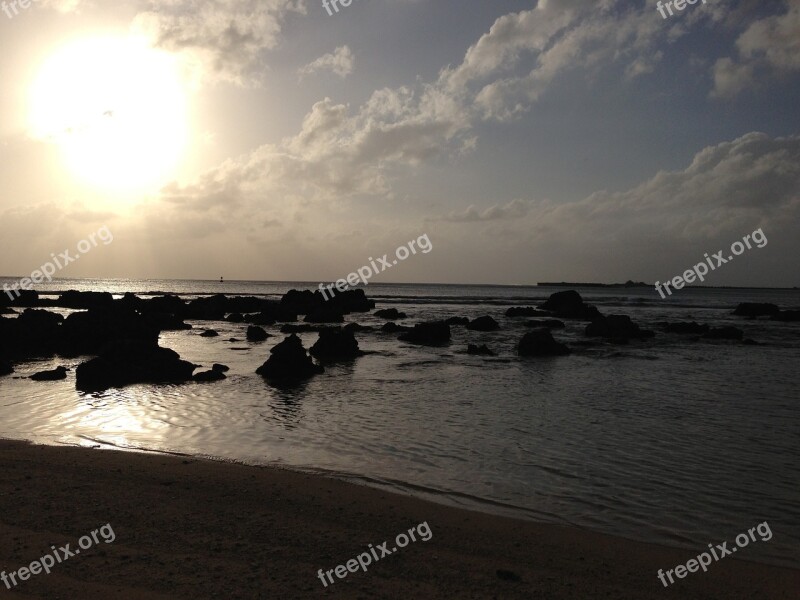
[28,36,188,194]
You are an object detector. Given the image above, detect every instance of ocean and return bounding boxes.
[1,278,799,567]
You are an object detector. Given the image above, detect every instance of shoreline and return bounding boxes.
[0,439,797,599]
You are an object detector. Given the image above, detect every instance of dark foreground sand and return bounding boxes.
[0,440,796,599]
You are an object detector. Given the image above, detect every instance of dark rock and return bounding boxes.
[496,569,521,582]
[246,326,270,342]
[539,290,601,320]
[398,322,451,346]
[200,329,219,337]
[585,315,655,340]
[375,308,407,320]
[226,312,245,323]
[58,308,159,358]
[212,363,230,373]
[467,344,495,356]
[185,294,227,320]
[139,294,186,316]
[244,312,278,326]
[142,312,192,331]
[76,339,195,391]
[505,307,544,317]
[280,289,321,314]
[771,310,800,322]
[304,307,345,324]
[659,321,709,335]
[518,329,571,357]
[280,323,332,334]
[57,291,114,310]
[344,323,373,332]
[381,322,411,333]
[6,289,39,307]
[0,360,13,376]
[193,369,226,382]
[733,303,780,318]
[324,288,375,314]
[525,319,565,329]
[704,326,744,340]
[2,309,64,360]
[445,316,470,326]
[743,338,760,345]
[255,335,323,382]
[31,366,68,381]
[467,315,500,331]
[310,329,364,360]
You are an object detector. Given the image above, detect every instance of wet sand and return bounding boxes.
[0,439,796,599]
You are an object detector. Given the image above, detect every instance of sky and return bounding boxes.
[0,0,798,287]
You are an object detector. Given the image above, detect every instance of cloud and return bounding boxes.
[438,199,531,222]
[132,0,306,86]
[299,46,355,79]
[712,0,800,98]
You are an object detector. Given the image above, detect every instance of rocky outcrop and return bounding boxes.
[310,329,364,360]
[31,366,68,381]
[246,326,270,342]
[75,340,195,391]
[659,322,709,335]
[518,329,571,357]
[304,307,345,324]
[505,307,545,317]
[539,291,601,320]
[398,322,451,346]
[445,316,470,326]
[57,291,114,310]
[255,335,323,382]
[59,309,158,358]
[381,322,411,333]
[0,360,12,376]
[375,308,407,320]
[585,315,655,341]
[466,316,500,331]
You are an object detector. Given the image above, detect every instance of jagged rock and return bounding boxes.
[398,322,451,346]
[200,329,219,338]
[733,303,780,318]
[310,329,364,360]
[525,319,565,329]
[281,289,321,314]
[31,366,68,381]
[467,344,495,356]
[255,335,323,382]
[704,326,744,340]
[375,308,407,320]
[539,290,601,320]
[324,288,375,313]
[76,340,195,391]
[246,326,270,342]
[467,316,500,331]
[518,329,571,357]
[585,315,655,340]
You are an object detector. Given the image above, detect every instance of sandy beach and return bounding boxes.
[0,439,796,599]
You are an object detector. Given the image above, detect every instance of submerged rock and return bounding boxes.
[733,303,780,318]
[585,315,655,341]
[256,334,323,382]
[704,326,744,340]
[375,308,407,320]
[398,321,451,346]
[30,366,68,381]
[467,344,495,356]
[518,329,571,357]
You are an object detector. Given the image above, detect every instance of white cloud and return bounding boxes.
[298,46,355,79]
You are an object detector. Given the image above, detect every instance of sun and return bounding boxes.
[28,36,188,194]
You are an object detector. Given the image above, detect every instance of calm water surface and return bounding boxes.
[1,279,799,567]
